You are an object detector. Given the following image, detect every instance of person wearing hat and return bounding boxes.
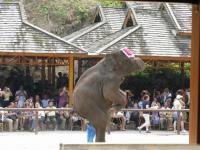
[172,95,187,133]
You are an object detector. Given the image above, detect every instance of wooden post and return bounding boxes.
[35,110,39,135]
[41,59,46,81]
[190,3,200,144]
[181,62,185,90]
[78,59,82,78]
[48,59,52,84]
[52,59,56,89]
[69,56,74,106]
[177,111,181,135]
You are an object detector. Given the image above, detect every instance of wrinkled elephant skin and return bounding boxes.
[73,50,145,142]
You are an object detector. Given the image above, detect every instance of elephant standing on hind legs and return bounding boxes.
[73,48,145,142]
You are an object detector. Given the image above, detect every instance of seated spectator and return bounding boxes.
[34,95,41,106]
[56,108,70,130]
[151,101,160,127]
[0,107,13,131]
[19,100,32,131]
[159,102,173,130]
[41,94,50,108]
[3,103,19,131]
[29,102,45,131]
[70,111,83,130]
[45,101,57,130]
[129,103,140,127]
[110,108,126,131]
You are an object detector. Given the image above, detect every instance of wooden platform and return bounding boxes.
[60,144,200,150]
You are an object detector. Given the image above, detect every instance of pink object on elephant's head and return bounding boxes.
[121,47,135,58]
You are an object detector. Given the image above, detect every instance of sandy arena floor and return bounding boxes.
[0,130,189,150]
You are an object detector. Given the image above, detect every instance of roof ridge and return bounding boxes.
[101,6,125,9]
[163,3,182,31]
[0,2,20,4]
[12,2,88,53]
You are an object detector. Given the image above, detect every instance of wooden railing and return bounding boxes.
[0,108,189,135]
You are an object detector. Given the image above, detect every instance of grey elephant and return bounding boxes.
[73,48,145,142]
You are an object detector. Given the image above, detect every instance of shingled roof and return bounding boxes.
[0,2,87,54]
[101,2,191,58]
[63,5,127,49]
[65,2,191,59]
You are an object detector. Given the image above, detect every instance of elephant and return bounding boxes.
[73,48,145,142]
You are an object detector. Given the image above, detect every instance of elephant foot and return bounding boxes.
[95,127,106,142]
[95,137,105,142]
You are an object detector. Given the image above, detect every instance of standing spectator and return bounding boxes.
[161,88,172,106]
[125,90,134,108]
[0,88,3,107]
[24,73,33,97]
[154,91,162,105]
[58,86,69,108]
[57,72,63,89]
[2,87,13,107]
[41,94,50,108]
[137,94,151,133]
[15,85,27,108]
[63,73,69,88]
[172,95,187,133]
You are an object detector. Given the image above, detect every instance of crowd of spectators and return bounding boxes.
[123,88,190,133]
[0,71,84,132]
[0,69,190,133]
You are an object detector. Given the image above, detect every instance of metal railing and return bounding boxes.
[0,108,189,135]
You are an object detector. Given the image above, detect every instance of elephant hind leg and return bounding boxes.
[90,109,108,142]
[95,126,106,142]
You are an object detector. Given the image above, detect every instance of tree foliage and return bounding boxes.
[3,0,121,36]
[120,65,190,99]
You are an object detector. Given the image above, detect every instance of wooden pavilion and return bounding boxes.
[0,2,91,102]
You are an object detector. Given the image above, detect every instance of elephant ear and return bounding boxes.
[105,52,120,68]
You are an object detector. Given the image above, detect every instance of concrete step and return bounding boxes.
[60,144,199,150]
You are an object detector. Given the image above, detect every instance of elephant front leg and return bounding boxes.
[109,89,126,112]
